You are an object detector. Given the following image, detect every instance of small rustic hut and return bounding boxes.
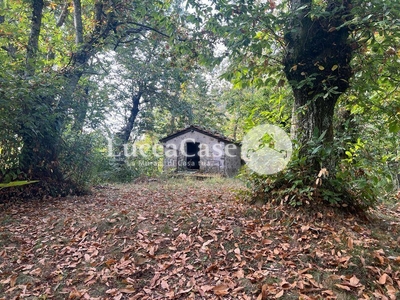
[159,125,241,177]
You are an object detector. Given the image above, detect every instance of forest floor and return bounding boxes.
[0,177,400,300]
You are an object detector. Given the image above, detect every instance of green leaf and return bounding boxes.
[389,121,400,133]
[345,151,352,158]
[0,180,39,189]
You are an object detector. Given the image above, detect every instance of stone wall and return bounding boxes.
[162,131,241,176]
[224,143,242,177]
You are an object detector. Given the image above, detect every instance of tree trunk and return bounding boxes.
[284,0,353,173]
[118,91,143,145]
[19,0,61,180]
[72,85,90,133]
[19,0,116,182]
[25,0,44,77]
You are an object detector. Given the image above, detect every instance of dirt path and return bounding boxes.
[0,179,399,299]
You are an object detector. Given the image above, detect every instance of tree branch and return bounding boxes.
[124,21,170,38]
[56,1,69,27]
[73,0,84,44]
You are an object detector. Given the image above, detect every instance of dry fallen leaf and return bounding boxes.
[119,287,136,294]
[335,284,351,291]
[378,273,388,285]
[347,237,354,250]
[2,181,400,300]
[160,280,169,290]
[275,290,284,298]
[212,284,229,296]
[349,275,360,287]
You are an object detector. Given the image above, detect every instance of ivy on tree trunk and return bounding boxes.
[283,0,353,173]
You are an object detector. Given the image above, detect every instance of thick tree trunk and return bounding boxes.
[284,0,353,173]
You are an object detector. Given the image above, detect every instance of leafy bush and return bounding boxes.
[95,135,163,183]
[58,131,104,189]
[241,129,392,211]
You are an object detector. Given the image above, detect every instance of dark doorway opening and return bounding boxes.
[186,142,200,170]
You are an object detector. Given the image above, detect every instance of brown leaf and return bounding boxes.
[137,215,147,221]
[335,284,351,291]
[260,283,269,300]
[298,267,312,274]
[275,290,284,298]
[84,274,95,284]
[200,285,214,292]
[280,280,291,289]
[201,239,214,251]
[322,290,334,296]
[161,280,169,290]
[212,284,229,296]
[378,273,388,285]
[22,264,33,270]
[149,272,160,287]
[105,258,117,267]
[234,269,245,279]
[120,287,136,294]
[234,247,242,261]
[386,285,396,300]
[301,225,309,232]
[349,275,360,287]
[177,286,193,294]
[113,294,122,300]
[374,250,386,264]
[10,275,18,288]
[105,288,119,295]
[262,239,273,245]
[69,288,84,299]
[347,237,354,250]
[261,225,271,231]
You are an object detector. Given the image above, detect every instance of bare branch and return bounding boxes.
[56,2,69,27]
[124,22,170,38]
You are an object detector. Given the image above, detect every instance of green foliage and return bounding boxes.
[222,82,292,141]
[242,124,397,210]
[0,0,195,194]
[58,130,103,189]
[0,180,39,189]
[96,135,163,183]
[188,0,400,210]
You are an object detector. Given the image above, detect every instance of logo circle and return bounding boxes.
[241,124,292,175]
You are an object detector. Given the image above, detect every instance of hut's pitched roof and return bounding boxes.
[159,125,238,145]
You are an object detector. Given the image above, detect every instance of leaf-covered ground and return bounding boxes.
[1,178,400,299]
